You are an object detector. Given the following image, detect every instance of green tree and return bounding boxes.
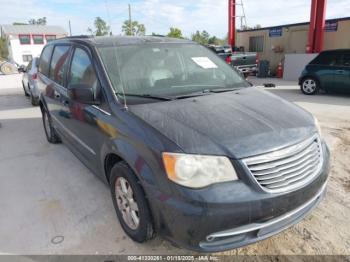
[94,17,110,36]
[208,36,225,46]
[0,38,9,59]
[208,36,218,45]
[241,24,262,30]
[122,20,146,36]
[87,17,110,36]
[12,22,28,25]
[167,27,183,39]
[191,30,210,45]
[28,17,47,25]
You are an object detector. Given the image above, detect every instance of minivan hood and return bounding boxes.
[130,87,316,159]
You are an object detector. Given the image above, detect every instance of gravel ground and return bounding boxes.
[0,74,349,255]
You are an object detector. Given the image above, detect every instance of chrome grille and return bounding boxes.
[242,134,323,193]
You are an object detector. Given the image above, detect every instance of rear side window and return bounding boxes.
[49,45,71,86]
[39,45,54,76]
[68,48,97,89]
[311,52,341,66]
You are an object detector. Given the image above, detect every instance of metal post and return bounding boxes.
[307,0,318,53]
[128,4,132,36]
[307,0,326,53]
[314,0,327,53]
[69,20,72,36]
[228,0,236,49]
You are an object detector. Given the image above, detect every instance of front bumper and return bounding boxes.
[199,182,326,251]
[147,142,330,252]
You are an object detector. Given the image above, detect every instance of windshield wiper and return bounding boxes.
[207,87,241,93]
[116,93,173,101]
[174,87,240,99]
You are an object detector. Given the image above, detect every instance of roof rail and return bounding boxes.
[62,35,93,39]
[147,34,166,37]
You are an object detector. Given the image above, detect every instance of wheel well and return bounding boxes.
[301,76,319,84]
[39,100,44,113]
[104,153,123,184]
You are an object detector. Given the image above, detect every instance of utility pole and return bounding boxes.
[128,4,132,36]
[68,20,72,36]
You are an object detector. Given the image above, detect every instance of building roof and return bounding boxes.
[1,24,67,35]
[238,16,350,33]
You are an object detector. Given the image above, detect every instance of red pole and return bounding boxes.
[228,0,236,49]
[307,0,318,53]
[314,0,327,53]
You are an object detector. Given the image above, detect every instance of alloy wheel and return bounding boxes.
[302,79,317,94]
[115,177,140,230]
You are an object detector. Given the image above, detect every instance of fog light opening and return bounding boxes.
[206,236,215,242]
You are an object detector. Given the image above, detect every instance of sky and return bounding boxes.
[1,0,349,38]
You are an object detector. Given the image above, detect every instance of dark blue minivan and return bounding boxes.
[37,36,330,252]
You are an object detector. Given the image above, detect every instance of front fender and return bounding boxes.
[100,139,161,188]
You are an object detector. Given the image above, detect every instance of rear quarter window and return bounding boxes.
[39,45,54,77]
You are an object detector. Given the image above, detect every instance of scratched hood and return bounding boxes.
[130,87,317,159]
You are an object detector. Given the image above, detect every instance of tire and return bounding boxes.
[42,107,61,144]
[30,93,39,106]
[110,162,154,243]
[22,81,29,97]
[0,62,16,75]
[301,77,319,95]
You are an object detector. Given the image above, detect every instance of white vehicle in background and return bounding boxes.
[22,57,40,106]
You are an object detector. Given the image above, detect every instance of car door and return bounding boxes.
[312,52,338,91]
[60,46,105,172]
[46,45,72,141]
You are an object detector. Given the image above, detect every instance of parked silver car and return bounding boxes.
[22,57,40,106]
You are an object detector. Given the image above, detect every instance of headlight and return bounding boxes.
[162,153,238,188]
[314,116,322,136]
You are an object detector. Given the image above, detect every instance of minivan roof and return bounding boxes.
[320,49,350,54]
[51,35,195,47]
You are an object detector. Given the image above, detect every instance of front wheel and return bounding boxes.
[42,108,61,144]
[301,78,319,95]
[30,93,39,106]
[110,162,154,243]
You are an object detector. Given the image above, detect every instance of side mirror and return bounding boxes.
[68,83,100,105]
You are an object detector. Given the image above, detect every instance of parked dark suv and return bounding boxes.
[38,36,330,252]
[299,49,350,95]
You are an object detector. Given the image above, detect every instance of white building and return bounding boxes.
[0,25,67,65]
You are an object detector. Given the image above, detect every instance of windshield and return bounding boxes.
[98,43,249,98]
